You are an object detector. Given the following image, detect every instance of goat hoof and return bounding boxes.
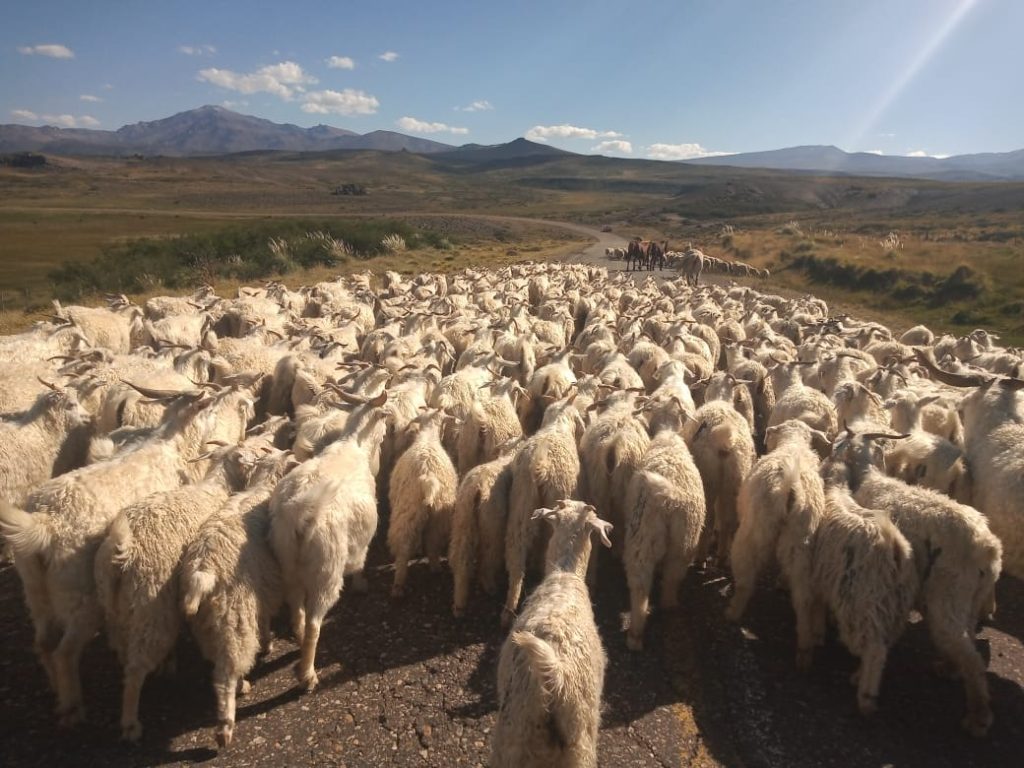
[259,639,275,656]
[724,604,742,623]
[795,649,814,672]
[390,584,405,600]
[121,721,143,742]
[857,695,878,717]
[452,605,465,619]
[962,710,993,738]
[625,633,644,652]
[216,723,234,749]
[294,664,319,691]
[238,679,251,696]
[57,705,85,728]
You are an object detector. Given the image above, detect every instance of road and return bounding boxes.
[0,224,1022,767]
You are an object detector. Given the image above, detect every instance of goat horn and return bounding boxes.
[861,431,911,441]
[120,380,200,399]
[912,349,990,388]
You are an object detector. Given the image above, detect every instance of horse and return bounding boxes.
[646,240,668,271]
[625,239,651,271]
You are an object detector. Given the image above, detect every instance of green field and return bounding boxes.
[2,149,1023,339]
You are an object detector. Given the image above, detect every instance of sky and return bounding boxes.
[2,0,1021,159]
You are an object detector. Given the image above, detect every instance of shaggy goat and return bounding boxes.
[623,430,706,651]
[491,500,612,768]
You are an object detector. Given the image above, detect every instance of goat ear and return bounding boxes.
[809,429,831,456]
[588,517,614,549]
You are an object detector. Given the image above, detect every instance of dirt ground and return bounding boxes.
[1,539,1022,768]
[1,237,1022,766]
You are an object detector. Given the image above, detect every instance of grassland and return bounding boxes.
[2,149,1023,340]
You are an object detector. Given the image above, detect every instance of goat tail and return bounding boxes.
[422,475,445,509]
[0,500,51,558]
[107,514,134,568]
[183,569,217,616]
[512,631,564,705]
[708,423,734,456]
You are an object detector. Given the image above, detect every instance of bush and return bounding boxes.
[47,218,448,299]
[0,152,47,168]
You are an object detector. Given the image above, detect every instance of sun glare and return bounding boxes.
[847,0,980,154]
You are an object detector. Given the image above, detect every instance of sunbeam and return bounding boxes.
[847,0,981,153]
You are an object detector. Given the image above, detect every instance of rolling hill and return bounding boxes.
[685,145,1024,181]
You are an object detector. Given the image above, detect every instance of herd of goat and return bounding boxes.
[0,261,1022,765]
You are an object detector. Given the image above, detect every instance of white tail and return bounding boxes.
[183,570,217,616]
[511,630,564,705]
[0,500,51,557]
[107,514,134,567]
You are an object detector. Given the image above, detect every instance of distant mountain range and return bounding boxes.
[3,107,1023,182]
[685,145,1024,182]
[0,105,457,156]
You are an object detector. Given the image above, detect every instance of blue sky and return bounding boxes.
[2,0,1020,159]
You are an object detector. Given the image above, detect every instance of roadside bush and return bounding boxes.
[789,253,984,309]
[47,218,451,300]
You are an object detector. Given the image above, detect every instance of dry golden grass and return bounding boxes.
[4,151,1024,341]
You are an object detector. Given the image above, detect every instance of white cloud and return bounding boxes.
[221,99,249,110]
[906,149,951,159]
[45,114,77,127]
[326,55,355,70]
[396,116,468,135]
[592,140,633,154]
[17,43,74,59]
[864,149,884,155]
[525,124,621,142]
[646,142,727,160]
[179,44,217,56]
[12,111,99,128]
[455,100,493,112]
[301,89,379,115]
[378,51,399,62]
[80,94,102,103]
[198,61,317,100]
[102,83,114,90]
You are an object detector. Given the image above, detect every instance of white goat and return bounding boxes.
[491,500,612,768]
[623,430,706,651]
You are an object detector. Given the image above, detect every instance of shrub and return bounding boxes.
[47,218,447,299]
[380,233,406,252]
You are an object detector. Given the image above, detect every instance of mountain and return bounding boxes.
[684,145,1024,181]
[431,138,572,171]
[345,130,452,154]
[0,105,455,156]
